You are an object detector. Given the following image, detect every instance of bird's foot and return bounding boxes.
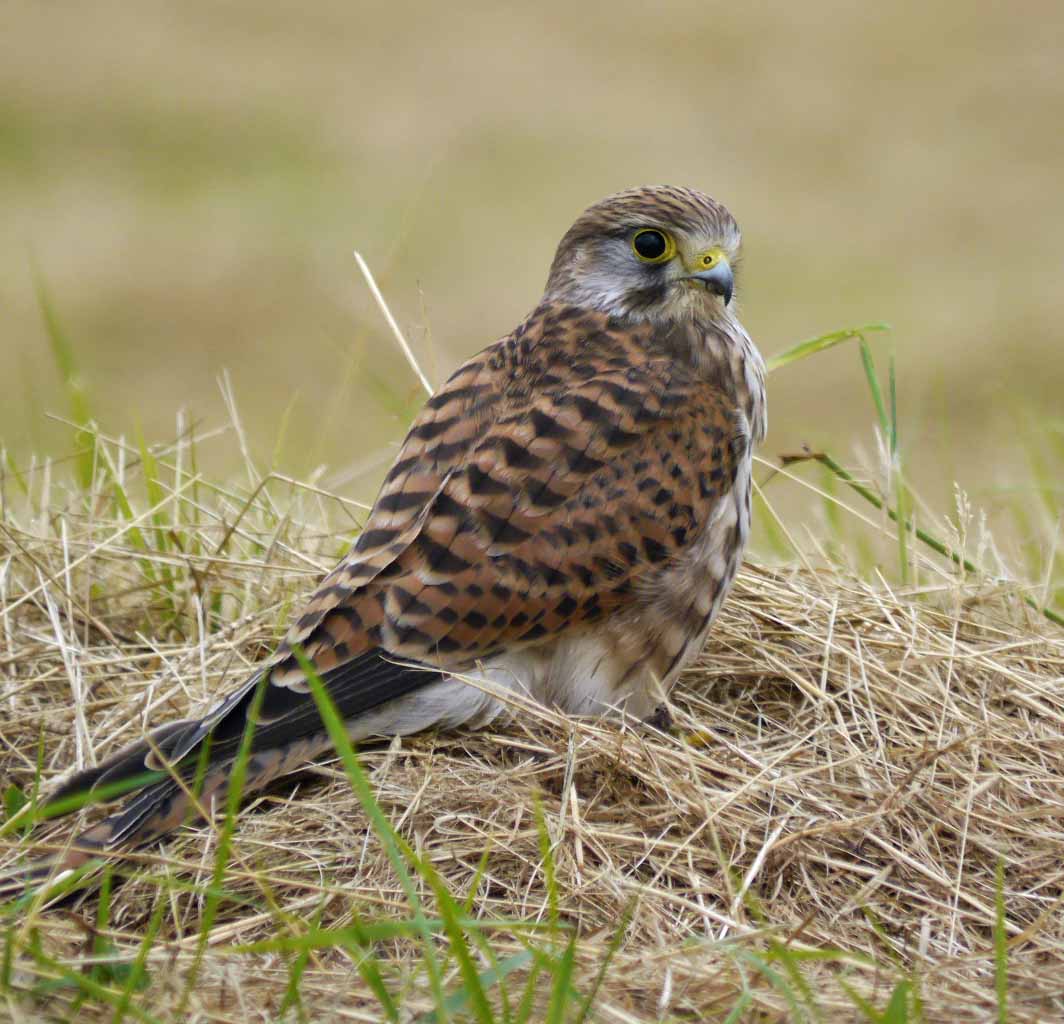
[642,703,674,733]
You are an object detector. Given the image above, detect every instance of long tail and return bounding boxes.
[2,730,332,898]
[2,650,448,899]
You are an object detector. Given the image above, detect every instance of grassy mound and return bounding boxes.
[1,408,1061,1024]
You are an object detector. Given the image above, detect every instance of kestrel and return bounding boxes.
[29,186,767,880]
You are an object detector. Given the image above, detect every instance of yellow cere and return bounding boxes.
[692,247,727,272]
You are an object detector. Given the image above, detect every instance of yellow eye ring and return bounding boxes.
[631,228,676,264]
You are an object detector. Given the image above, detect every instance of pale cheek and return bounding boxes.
[572,265,643,312]
[568,241,683,317]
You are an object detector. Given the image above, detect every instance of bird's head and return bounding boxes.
[543,185,742,323]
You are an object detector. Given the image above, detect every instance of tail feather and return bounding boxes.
[4,649,446,900]
[47,718,197,807]
[2,732,334,900]
[2,775,196,900]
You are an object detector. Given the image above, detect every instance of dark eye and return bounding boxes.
[631,228,673,263]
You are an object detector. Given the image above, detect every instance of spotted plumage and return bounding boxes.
[23,185,766,883]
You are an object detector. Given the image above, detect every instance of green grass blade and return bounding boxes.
[96,443,153,557]
[839,977,882,1021]
[765,938,821,1022]
[2,786,28,827]
[270,391,301,472]
[279,896,326,1020]
[573,901,633,1023]
[752,485,794,560]
[292,646,447,1014]
[24,940,162,1024]
[765,322,890,373]
[888,352,899,457]
[886,352,910,585]
[895,463,910,586]
[779,449,1064,628]
[418,857,495,1024]
[424,950,535,1024]
[994,858,1008,1024]
[177,673,269,1014]
[861,907,902,968]
[722,990,753,1023]
[231,917,551,954]
[514,953,544,1024]
[111,895,164,1024]
[292,648,419,902]
[463,843,493,915]
[135,427,170,552]
[736,949,810,1022]
[346,916,401,1023]
[2,449,31,499]
[534,799,559,938]
[32,265,95,488]
[544,933,577,1024]
[881,980,912,1024]
[858,339,889,438]
[2,922,14,991]
[2,768,171,838]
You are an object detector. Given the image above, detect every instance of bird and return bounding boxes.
[18,185,767,886]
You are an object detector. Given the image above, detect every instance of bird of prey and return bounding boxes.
[28,185,766,882]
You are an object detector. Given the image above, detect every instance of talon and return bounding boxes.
[644,704,674,732]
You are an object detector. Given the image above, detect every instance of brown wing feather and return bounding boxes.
[269,302,742,686]
[267,330,510,679]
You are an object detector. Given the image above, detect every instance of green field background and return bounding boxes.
[3,0,1062,560]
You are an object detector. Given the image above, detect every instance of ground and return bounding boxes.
[2,420,1061,1022]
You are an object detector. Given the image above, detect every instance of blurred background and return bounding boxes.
[3,0,1063,563]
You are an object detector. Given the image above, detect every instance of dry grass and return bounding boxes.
[1,414,1062,1023]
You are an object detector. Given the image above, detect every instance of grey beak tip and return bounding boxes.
[691,264,734,305]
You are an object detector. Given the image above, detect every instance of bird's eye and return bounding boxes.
[631,229,674,264]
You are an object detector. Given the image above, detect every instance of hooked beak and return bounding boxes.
[687,258,734,305]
